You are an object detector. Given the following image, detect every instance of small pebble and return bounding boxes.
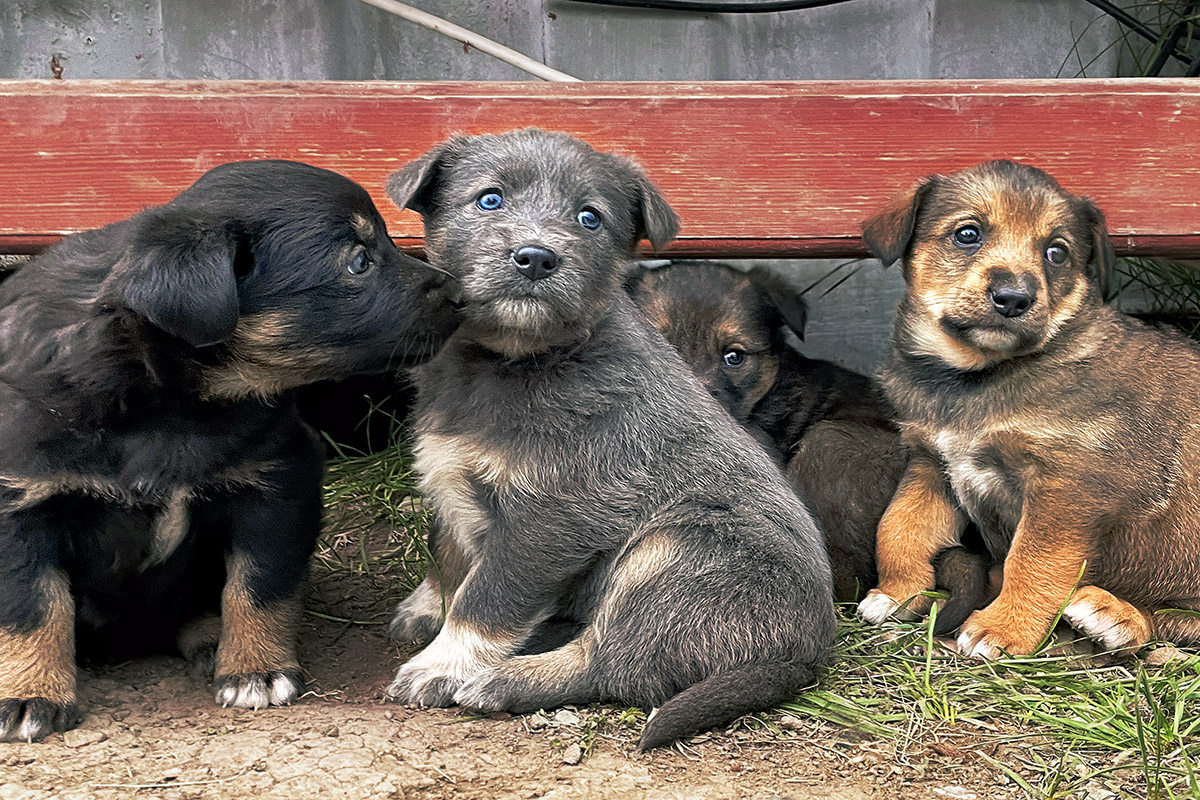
[553,709,580,726]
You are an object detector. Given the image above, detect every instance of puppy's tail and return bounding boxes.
[930,545,991,637]
[636,660,818,751]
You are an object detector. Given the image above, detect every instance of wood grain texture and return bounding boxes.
[1,79,1198,257]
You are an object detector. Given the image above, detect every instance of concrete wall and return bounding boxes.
[0,0,1128,375]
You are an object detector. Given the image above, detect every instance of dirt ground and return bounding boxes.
[0,502,1035,800]
[0,619,1025,800]
[0,559,1036,800]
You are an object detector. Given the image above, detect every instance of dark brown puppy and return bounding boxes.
[626,260,989,616]
[0,161,456,742]
[857,159,1200,658]
[384,128,836,750]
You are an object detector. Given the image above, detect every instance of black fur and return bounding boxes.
[627,260,992,617]
[0,160,457,741]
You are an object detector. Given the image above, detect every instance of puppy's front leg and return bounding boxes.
[0,504,79,742]
[214,550,307,708]
[859,450,966,623]
[0,570,78,742]
[387,556,551,707]
[212,454,320,710]
[958,497,1090,658]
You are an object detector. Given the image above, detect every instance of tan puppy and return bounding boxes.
[856,160,1200,658]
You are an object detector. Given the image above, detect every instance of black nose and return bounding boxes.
[988,285,1036,318]
[511,245,559,281]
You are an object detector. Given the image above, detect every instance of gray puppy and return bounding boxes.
[384,128,835,751]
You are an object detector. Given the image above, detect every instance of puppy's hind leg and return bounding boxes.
[591,520,833,751]
[1062,585,1156,652]
[1153,598,1200,648]
[454,631,600,714]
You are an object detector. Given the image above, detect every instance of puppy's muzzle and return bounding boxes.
[986,272,1038,319]
[511,245,559,282]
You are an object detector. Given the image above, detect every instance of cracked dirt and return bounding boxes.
[0,500,1019,800]
[0,595,1024,800]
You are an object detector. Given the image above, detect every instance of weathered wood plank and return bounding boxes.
[1,79,1197,256]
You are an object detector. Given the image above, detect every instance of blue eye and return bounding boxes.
[347,250,372,275]
[577,207,601,230]
[476,191,503,211]
[723,349,746,367]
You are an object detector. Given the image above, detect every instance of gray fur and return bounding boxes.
[384,128,835,750]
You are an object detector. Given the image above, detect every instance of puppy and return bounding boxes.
[384,128,836,751]
[856,159,1200,658]
[0,160,456,741]
[626,260,989,620]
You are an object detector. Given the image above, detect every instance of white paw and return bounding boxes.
[215,670,303,709]
[956,631,1002,660]
[1063,594,1143,650]
[857,591,903,625]
[386,659,460,707]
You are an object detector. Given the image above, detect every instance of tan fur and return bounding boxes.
[869,451,966,617]
[483,633,595,688]
[0,572,75,705]
[350,213,376,241]
[610,533,681,595]
[201,310,335,400]
[143,487,191,569]
[414,433,538,561]
[861,160,1200,656]
[959,507,1092,656]
[1063,585,1155,652]
[215,554,301,676]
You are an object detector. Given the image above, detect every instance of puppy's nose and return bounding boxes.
[511,245,559,281]
[988,273,1037,319]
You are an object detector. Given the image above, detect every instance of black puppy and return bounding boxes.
[627,260,990,623]
[384,128,836,751]
[0,160,456,742]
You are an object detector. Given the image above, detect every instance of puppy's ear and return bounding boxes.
[1077,197,1116,300]
[634,174,680,252]
[105,211,241,348]
[747,267,808,341]
[386,142,456,216]
[861,176,938,267]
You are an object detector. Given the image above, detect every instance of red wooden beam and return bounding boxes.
[1,79,1198,258]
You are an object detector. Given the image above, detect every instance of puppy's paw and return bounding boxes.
[388,608,444,648]
[0,698,81,743]
[177,615,221,680]
[454,667,515,712]
[956,607,1044,659]
[388,582,446,646]
[1063,586,1152,652]
[214,669,305,710]
[857,590,922,624]
[386,662,460,707]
